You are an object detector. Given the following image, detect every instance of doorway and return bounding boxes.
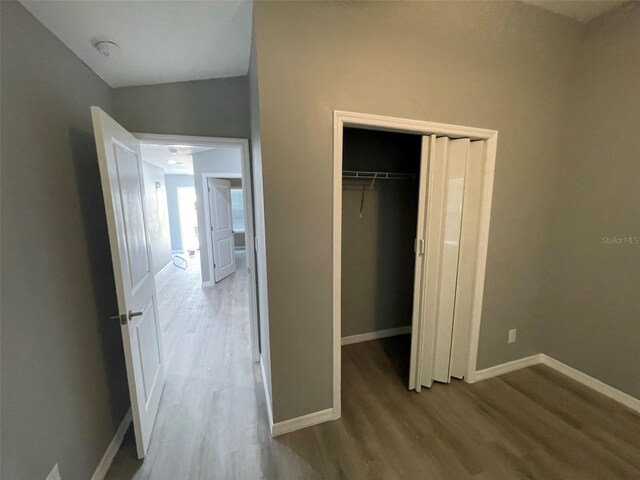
[137,133,261,363]
[201,176,238,283]
[340,127,421,393]
[332,111,498,418]
[92,107,266,460]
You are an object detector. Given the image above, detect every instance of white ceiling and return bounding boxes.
[19,0,253,88]
[142,144,215,175]
[523,0,628,23]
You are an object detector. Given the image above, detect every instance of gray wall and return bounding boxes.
[546,4,640,399]
[112,76,250,139]
[193,149,242,283]
[165,174,196,252]
[0,2,129,478]
[342,129,421,337]
[143,162,172,275]
[253,0,583,422]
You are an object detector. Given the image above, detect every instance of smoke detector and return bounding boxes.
[94,41,120,58]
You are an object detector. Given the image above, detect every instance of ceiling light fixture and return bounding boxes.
[94,40,120,58]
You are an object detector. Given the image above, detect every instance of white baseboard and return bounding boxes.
[157,261,172,274]
[473,354,542,382]
[272,408,335,437]
[540,354,640,415]
[91,409,132,480]
[201,280,214,288]
[260,355,334,437]
[473,353,640,416]
[155,261,172,279]
[341,326,411,346]
[260,356,274,432]
[45,464,61,480]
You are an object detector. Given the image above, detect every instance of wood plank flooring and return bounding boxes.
[107,254,640,479]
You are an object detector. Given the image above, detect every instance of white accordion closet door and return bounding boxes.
[431,138,469,383]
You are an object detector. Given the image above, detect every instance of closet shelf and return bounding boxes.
[342,170,417,180]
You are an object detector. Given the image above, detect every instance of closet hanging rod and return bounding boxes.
[342,170,416,180]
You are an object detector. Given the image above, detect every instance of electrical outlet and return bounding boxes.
[508,329,517,344]
[45,464,61,480]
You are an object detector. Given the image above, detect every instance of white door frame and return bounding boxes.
[332,111,498,418]
[136,133,261,363]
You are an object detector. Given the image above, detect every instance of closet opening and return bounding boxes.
[341,127,422,389]
[332,111,499,419]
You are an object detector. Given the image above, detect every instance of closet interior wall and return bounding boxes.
[341,128,422,339]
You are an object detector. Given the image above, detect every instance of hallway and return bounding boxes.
[106,251,270,479]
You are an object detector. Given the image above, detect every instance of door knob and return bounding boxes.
[128,309,144,320]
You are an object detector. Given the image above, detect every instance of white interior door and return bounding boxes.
[409,135,434,391]
[209,178,237,282]
[91,107,166,458]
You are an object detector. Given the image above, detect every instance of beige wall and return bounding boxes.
[1,2,128,477]
[253,0,584,421]
[546,3,640,399]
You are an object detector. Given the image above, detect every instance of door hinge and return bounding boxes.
[415,238,425,255]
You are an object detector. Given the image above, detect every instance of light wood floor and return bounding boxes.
[107,253,640,479]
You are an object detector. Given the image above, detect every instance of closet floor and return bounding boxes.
[106,263,640,480]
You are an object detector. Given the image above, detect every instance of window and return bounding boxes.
[230,188,245,232]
